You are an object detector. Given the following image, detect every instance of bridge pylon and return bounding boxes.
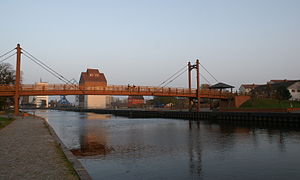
[188,59,201,112]
[14,44,22,116]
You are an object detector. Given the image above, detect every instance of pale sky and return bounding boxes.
[1,0,299,89]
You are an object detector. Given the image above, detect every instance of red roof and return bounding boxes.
[79,69,107,84]
[269,80,295,83]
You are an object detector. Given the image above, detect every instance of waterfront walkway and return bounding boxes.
[0,115,78,180]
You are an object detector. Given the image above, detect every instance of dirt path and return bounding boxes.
[0,115,79,180]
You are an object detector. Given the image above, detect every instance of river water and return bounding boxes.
[34,110,300,180]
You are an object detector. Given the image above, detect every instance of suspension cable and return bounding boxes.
[200,63,218,83]
[23,51,85,93]
[0,53,16,63]
[162,69,187,87]
[23,53,70,84]
[22,49,75,85]
[200,73,211,84]
[158,65,187,87]
[0,48,16,59]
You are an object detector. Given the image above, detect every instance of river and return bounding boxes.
[34,110,300,180]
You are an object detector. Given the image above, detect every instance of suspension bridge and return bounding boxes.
[0,44,233,115]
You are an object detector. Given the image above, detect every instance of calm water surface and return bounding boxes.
[34,110,300,180]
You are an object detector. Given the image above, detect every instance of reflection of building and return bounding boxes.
[78,69,111,109]
[128,96,144,108]
[71,113,112,156]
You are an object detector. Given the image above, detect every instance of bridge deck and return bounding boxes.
[0,84,231,99]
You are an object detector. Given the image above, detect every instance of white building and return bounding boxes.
[239,84,262,94]
[30,82,49,108]
[288,81,300,101]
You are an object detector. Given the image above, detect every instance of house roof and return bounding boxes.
[269,79,295,83]
[210,82,234,89]
[79,69,107,84]
[240,84,263,89]
[254,81,300,91]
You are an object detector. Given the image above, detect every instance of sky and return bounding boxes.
[1,0,300,89]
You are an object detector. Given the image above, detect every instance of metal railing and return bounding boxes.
[0,84,231,98]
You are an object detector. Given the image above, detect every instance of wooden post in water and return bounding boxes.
[14,44,21,116]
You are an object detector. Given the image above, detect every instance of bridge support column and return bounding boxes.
[188,62,192,111]
[196,59,200,112]
[188,59,201,112]
[14,44,21,116]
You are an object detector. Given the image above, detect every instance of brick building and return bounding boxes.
[78,69,111,109]
[128,96,144,108]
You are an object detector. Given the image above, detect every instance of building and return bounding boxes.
[128,96,144,108]
[25,82,49,108]
[239,84,262,94]
[269,79,295,84]
[209,82,234,93]
[78,69,111,109]
[287,81,300,101]
[253,80,300,101]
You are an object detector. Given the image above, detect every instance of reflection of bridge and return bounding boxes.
[0,44,233,115]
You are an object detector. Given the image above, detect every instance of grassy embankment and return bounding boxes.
[0,115,14,129]
[240,98,300,109]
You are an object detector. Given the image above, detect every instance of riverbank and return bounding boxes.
[0,114,83,179]
[60,108,300,127]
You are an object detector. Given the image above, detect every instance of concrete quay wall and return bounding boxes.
[60,108,300,127]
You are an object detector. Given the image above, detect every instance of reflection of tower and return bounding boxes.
[188,121,202,177]
[72,113,112,156]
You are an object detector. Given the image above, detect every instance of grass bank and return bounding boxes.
[0,116,14,129]
[240,98,300,109]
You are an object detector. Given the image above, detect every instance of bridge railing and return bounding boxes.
[0,84,232,98]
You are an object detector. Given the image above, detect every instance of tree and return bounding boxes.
[276,86,292,101]
[0,63,15,84]
[0,63,15,110]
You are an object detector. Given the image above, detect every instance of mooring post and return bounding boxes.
[14,44,22,116]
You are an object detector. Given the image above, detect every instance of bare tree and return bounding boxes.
[0,63,15,84]
[0,63,15,110]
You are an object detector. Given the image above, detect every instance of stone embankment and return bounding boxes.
[63,108,300,127]
[0,114,89,180]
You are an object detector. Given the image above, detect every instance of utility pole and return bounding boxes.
[14,44,21,116]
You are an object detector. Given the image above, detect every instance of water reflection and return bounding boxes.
[188,121,202,178]
[74,113,113,156]
[34,110,300,180]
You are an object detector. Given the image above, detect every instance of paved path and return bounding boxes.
[0,115,78,180]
